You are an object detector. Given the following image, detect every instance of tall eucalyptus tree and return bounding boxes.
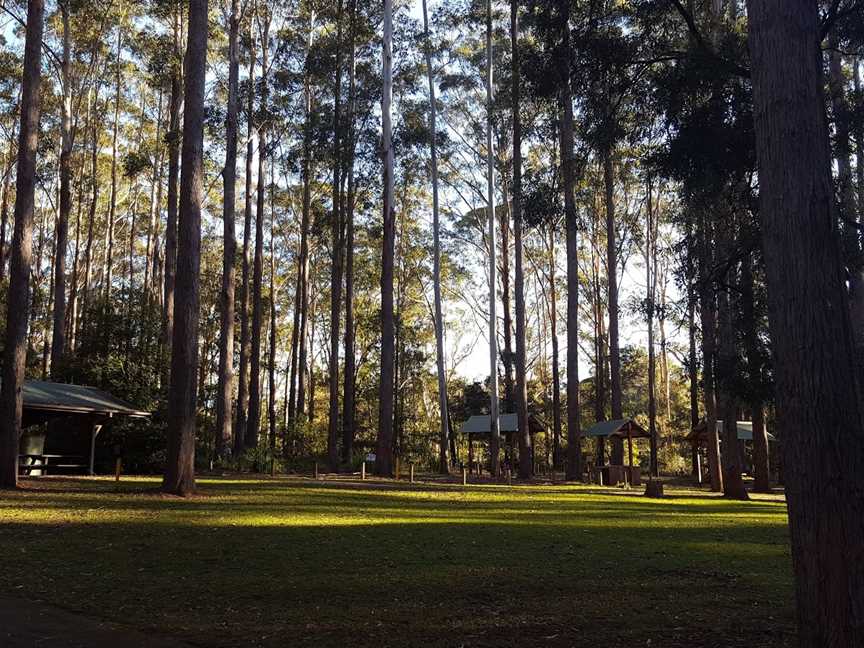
[0,0,44,489]
[163,0,207,496]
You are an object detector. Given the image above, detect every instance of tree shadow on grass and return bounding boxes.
[0,479,794,648]
[6,476,788,524]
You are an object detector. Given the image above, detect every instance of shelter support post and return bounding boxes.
[696,449,703,484]
[691,440,700,480]
[90,424,102,476]
[627,424,633,469]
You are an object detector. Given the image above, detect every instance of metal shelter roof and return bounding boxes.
[461,414,519,434]
[583,419,650,438]
[689,420,776,442]
[21,380,150,417]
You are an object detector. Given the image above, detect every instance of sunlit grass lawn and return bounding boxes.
[0,475,793,647]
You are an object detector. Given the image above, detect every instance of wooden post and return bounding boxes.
[410,464,414,483]
[361,462,366,480]
[114,457,122,482]
[507,467,512,486]
[314,462,319,480]
[627,423,634,469]
[696,450,703,484]
[89,424,102,476]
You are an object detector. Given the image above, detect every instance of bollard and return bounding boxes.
[114,458,122,482]
[410,464,414,484]
[314,462,319,480]
[507,468,512,486]
[462,467,467,486]
[361,462,366,480]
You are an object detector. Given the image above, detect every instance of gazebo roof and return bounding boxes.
[688,420,776,442]
[460,413,543,435]
[583,418,650,439]
[22,380,150,418]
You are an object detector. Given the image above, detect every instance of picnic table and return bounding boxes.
[590,464,641,487]
[18,453,88,476]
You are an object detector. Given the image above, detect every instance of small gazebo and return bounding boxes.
[583,418,649,486]
[460,413,544,473]
[18,380,150,476]
[687,420,775,444]
[686,420,775,480]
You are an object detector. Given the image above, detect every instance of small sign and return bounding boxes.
[365,453,376,462]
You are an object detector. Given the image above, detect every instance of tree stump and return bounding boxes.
[644,479,664,498]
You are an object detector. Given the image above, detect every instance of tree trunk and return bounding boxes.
[162,7,182,387]
[645,176,658,478]
[393,203,406,464]
[548,226,562,470]
[604,150,623,465]
[742,252,770,493]
[235,24,256,456]
[293,59,313,431]
[0,0,44,489]
[247,10,270,452]
[0,143,13,284]
[376,0,395,477]
[79,109,99,340]
[104,27,122,304]
[43,222,54,378]
[341,0,357,469]
[854,59,864,223]
[658,265,671,421]
[592,195,607,465]
[501,183,514,416]
[698,210,723,492]
[68,94,90,352]
[308,285,317,424]
[537,270,551,469]
[294,15,314,427]
[511,0,530,479]
[485,0,501,477]
[327,0,345,473]
[216,0,240,460]
[144,90,164,303]
[51,2,73,376]
[422,0,449,475]
[717,275,748,500]
[559,0,581,481]
[687,241,700,478]
[287,255,301,437]
[162,0,207,496]
[268,200,277,471]
[747,4,864,642]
